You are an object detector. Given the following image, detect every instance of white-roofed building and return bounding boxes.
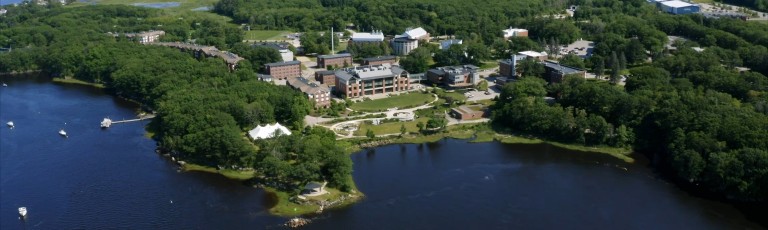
[392,27,430,55]
[517,51,548,60]
[248,123,292,140]
[334,64,410,98]
[657,0,700,14]
[440,39,463,50]
[0,9,7,15]
[351,31,385,43]
[503,27,528,39]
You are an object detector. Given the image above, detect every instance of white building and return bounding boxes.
[440,39,463,50]
[502,27,528,39]
[351,31,385,43]
[248,123,292,140]
[392,27,430,55]
[125,31,165,44]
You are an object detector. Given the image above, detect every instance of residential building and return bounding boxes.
[426,65,481,88]
[125,31,165,44]
[657,0,700,15]
[503,27,528,39]
[317,53,352,68]
[440,39,463,50]
[450,105,485,120]
[314,70,337,86]
[252,42,294,62]
[334,64,410,98]
[0,9,7,15]
[248,123,291,140]
[350,31,385,43]
[392,27,429,55]
[287,77,332,108]
[362,56,397,66]
[264,60,301,80]
[543,60,587,83]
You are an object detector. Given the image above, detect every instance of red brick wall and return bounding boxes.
[267,64,301,80]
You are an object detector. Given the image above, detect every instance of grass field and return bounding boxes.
[355,117,429,136]
[245,30,293,41]
[350,93,434,112]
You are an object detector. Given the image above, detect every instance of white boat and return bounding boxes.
[2,83,7,87]
[100,118,112,128]
[18,207,27,218]
[6,121,13,128]
[59,129,67,137]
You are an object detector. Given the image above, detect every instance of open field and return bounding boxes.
[350,93,434,112]
[355,117,430,136]
[245,30,293,41]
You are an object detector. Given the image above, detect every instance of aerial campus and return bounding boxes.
[1,0,767,227]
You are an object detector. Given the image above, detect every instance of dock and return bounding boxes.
[102,114,155,128]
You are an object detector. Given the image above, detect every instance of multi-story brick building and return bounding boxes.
[317,53,353,68]
[287,77,332,108]
[426,65,481,88]
[361,56,397,66]
[264,61,301,80]
[314,70,337,86]
[335,64,410,98]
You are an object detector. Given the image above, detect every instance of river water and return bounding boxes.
[0,77,763,229]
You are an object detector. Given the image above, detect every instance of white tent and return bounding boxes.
[248,123,292,140]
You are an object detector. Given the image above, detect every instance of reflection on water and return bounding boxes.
[131,2,180,9]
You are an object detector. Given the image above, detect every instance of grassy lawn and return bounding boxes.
[336,42,348,52]
[479,61,499,70]
[182,163,257,180]
[52,77,105,88]
[350,93,434,112]
[245,30,292,41]
[355,117,429,136]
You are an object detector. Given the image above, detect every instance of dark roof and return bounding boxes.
[304,182,325,190]
[257,74,272,79]
[287,77,330,95]
[543,61,584,75]
[362,56,397,62]
[264,60,301,67]
[318,53,352,59]
[252,42,291,50]
[316,70,335,75]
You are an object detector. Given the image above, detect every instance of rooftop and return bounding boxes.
[248,123,291,140]
[543,61,584,75]
[265,60,301,67]
[518,51,547,57]
[401,27,429,40]
[351,31,385,42]
[318,53,352,59]
[362,56,397,62]
[336,64,407,81]
[287,77,330,95]
[660,0,695,8]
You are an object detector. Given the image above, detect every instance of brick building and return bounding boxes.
[287,77,332,108]
[264,61,301,80]
[450,105,485,120]
[317,53,353,68]
[314,70,337,86]
[426,65,481,88]
[335,64,410,98]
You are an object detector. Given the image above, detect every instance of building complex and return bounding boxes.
[426,65,481,88]
[287,77,332,108]
[264,61,301,80]
[392,27,430,56]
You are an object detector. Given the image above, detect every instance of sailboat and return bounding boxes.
[101,118,112,128]
[59,129,68,137]
[18,207,27,218]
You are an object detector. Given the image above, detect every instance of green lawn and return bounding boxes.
[350,93,434,112]
[72,0,219,12]
[245,30,292,41]
[355,118,429,136]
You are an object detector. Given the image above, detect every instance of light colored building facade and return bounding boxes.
[317,53,353,68]
[287,77,332,108]
[392,27,429,56]
[350,31,385,43]
[264,61,301,80]
[125,31,165,44]
[502,27,528,39]
[335,64,410,98]
[440,39,463,50]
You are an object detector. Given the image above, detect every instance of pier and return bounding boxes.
[102,114,155,128]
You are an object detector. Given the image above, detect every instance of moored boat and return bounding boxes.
[101,118,112,128]
[18,207,27,218]
[6,121,13,129]
[59,129,68,137]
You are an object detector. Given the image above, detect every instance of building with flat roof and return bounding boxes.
[503,27,528,39]
[450,105,485,120]
[426,65,481,88]
[350,31,385,43]
[334,64,410,98]
[658,0,700,14]
[362,56,397,66]
[287,77,332,108]
[314,70,337,86]
[498,54,529,78]
[317,53,353,68]
[543,60,587,83]
[124,30,165,44]
[264,61,301,80]
[252,42,294,62]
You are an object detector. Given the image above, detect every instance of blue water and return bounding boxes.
[1,76,763,229]
[1,0,25,6]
